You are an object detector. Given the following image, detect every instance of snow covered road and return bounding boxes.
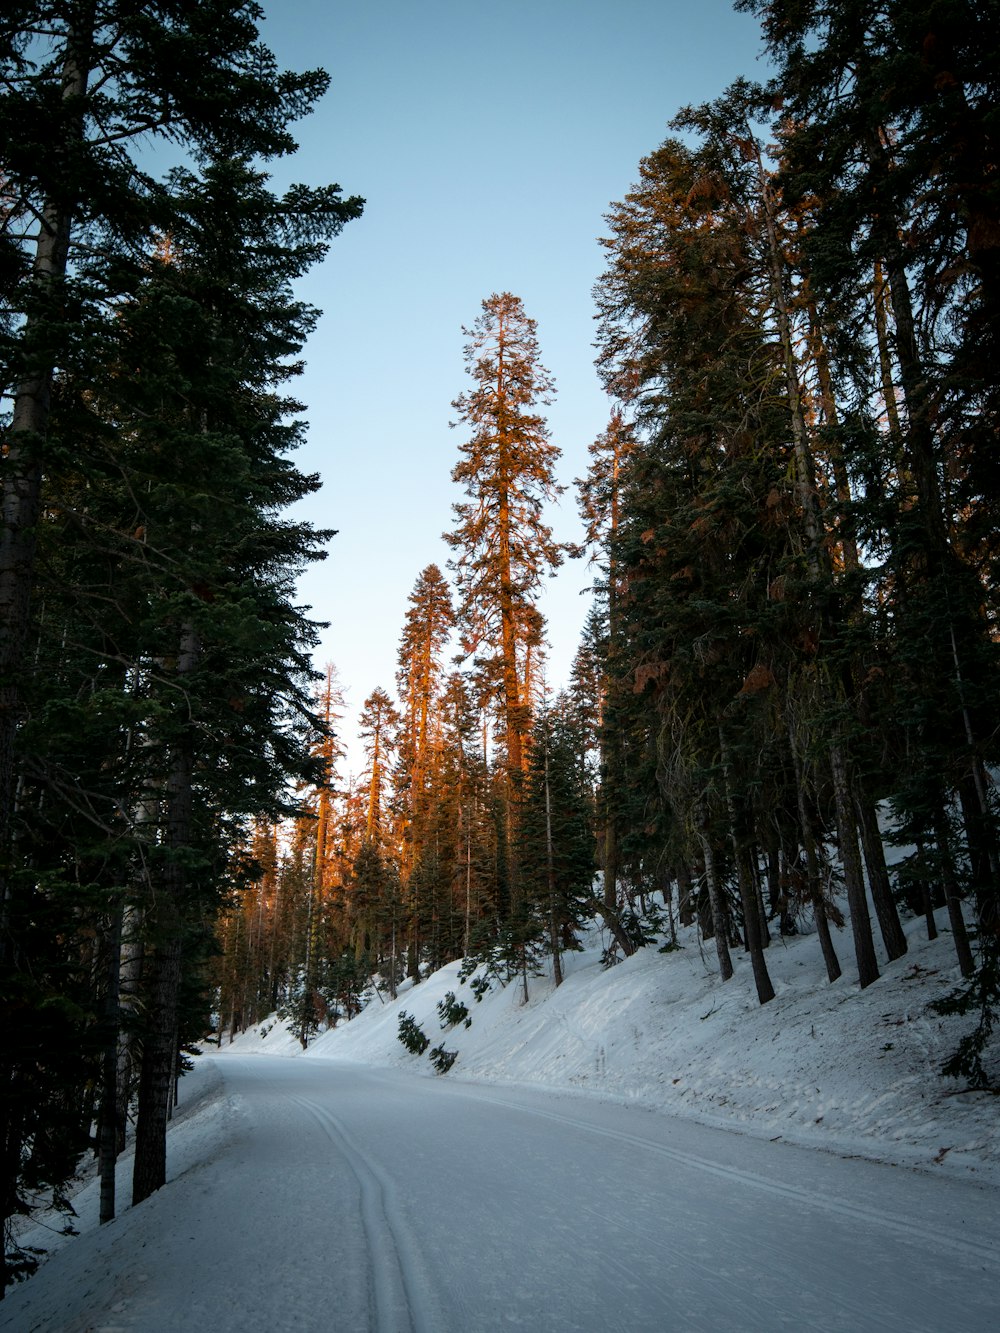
[3,1053,997,1332]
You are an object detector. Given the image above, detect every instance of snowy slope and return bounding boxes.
[5,905,997,1330]
[225,908,999,1186]
[7,1054,999,1333]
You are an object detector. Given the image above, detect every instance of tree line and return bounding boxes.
[218,0,998,1099]
[0,0,361,1292]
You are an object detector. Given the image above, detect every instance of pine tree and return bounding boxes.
[740,0,997,1063]
[519,697,595,988]
[576,409,641,954]
[0,7,362,1266]
[595,131,788,1001]
[395,566,454,867]
[358,687,400,845]
[445,293,566,784]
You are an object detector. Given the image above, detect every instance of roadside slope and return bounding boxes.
[228,910,1000,1184]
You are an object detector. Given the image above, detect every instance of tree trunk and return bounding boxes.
[676,858,696,927]
[787,718,841,983]
[98,903,123,1225]
[720,731,773,1003]
[855,791,907,961]
[131,926,183,1204]
[699,825,733,982]
[829,743,880,988]
[932,807,975,979]
[132,622,199,1205]
[115,903,145,1154]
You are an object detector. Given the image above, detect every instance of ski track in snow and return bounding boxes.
[289,1093,443,1333]
[450,1088,1000,1268]
[1,1055,997,1332]
[3,913,999,1332]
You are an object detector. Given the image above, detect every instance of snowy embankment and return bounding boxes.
[224,909,999,1186]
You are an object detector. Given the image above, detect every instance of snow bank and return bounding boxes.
[11,1055,244,1268]
[222,909,999,1185]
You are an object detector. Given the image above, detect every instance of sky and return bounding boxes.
[255,0,770,769]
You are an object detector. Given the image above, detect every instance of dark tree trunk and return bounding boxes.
[98,904,123,1225]
[829,743,880,989]
[116,903,145,1154]
[700,828,733,982]
[676,858,696,927]
[788,723,841,983]
[132,623,198,1205]
[932,807,975,979]
[720,732,773,1003]
[855,791,907,961]
[131,926,183,1204]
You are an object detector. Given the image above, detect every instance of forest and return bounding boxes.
[1,0,998,1298]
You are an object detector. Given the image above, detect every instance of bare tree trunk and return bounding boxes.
[115,903,145,1154]
[132,623,199,1205]
[98,904,123,1225]
[699,822,733,982]
[829,744,880,989]
[131,926,183,1204]
[855,792,907,961]
[720,732,773,1003]
[912,837,938,940]
[932,808,975,979]
[787,718,841,983]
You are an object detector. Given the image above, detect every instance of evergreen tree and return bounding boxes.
[358,687,400,845]
[576,409,642,954]
[445,293,566,783]
[741,0,997,1066]
[395,565,454,871]
[519,697,595,988]
[0,4,362,1275]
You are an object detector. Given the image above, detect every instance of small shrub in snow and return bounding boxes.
[469,974,491,1003]
[458,958,494,1003]
[437,991,472,1030]
[457,926,533,992]
[429,1044,458,1074]
[397,1011,429,1055]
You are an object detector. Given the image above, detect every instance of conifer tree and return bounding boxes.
[393,565,455,975]
[740,0,997,1064]
[445,293,566,783]
[395,566,454,867]
[577,409,640,953]
[358,687,400,845]
[0,5,362,1271]
[595,131,787,1001]
[519,697,595,987]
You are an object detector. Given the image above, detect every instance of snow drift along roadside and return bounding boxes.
[222,910,999,1186]
[11,1056,243,1271]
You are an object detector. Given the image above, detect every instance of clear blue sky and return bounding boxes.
[257,0,768,770]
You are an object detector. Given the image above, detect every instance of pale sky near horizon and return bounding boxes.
[256,0,769,772]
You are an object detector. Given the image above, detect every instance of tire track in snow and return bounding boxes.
[454,1090,1000,1268]
[289,1094,442,1333]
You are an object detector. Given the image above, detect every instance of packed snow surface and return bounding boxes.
[4,911,998,1331]
[249,908,999,1185]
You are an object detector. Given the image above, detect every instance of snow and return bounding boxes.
[2,907,998,1331]
[234,907,1000,1185]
